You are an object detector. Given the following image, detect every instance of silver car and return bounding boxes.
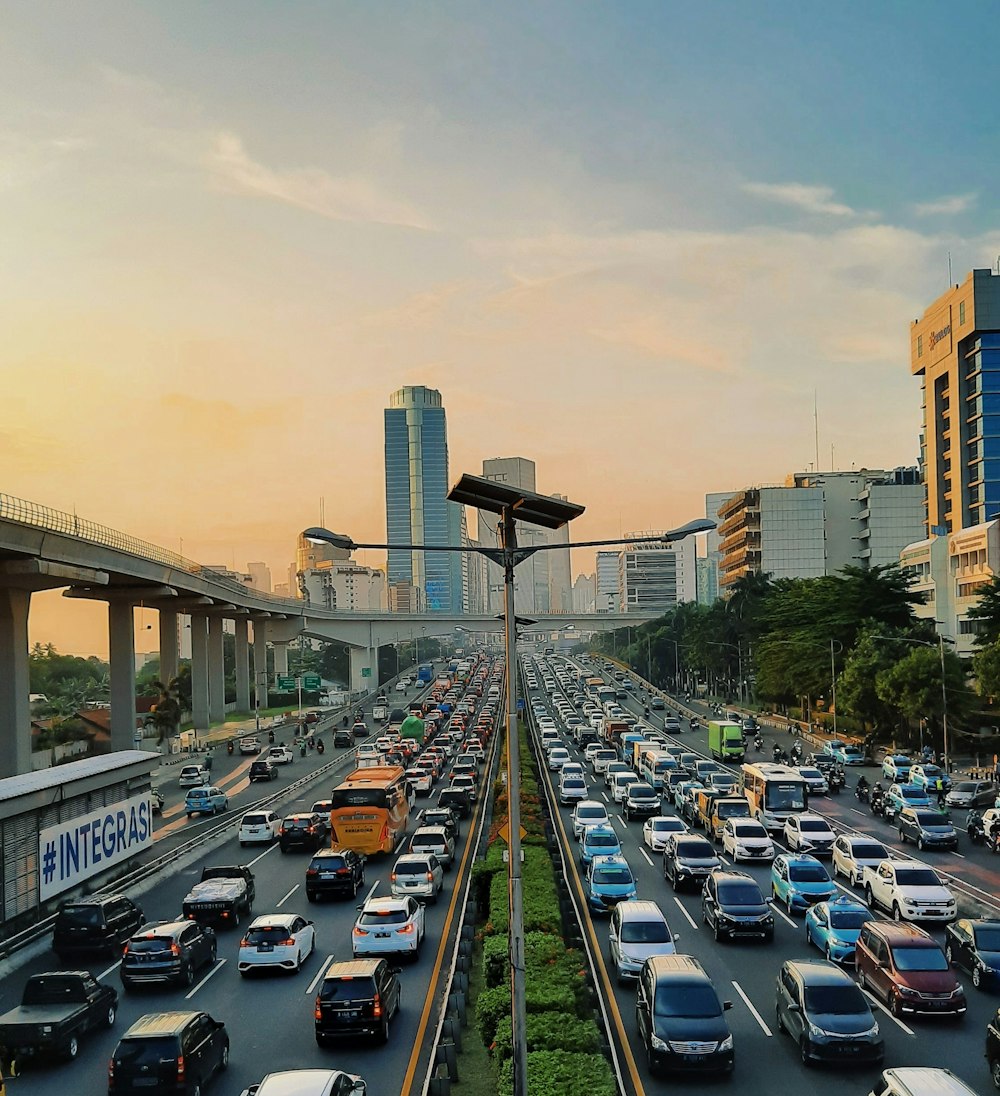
[409,826,455,869]
[390,852,444,903]
[608,900,677,982]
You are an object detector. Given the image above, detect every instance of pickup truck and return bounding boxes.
[182,865,256,928]
[373,702,389,724]
[861,859,957,923]
[0,971,118,1063]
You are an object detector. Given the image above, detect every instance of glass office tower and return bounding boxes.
[384,386,464,611]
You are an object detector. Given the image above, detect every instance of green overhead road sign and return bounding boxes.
[277,675,296,691]
[361,667,372,678]
[303,674,321,690]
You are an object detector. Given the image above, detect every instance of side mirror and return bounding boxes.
[764,897,773,905]
[723,1000,733,1011]
[673,933,680,941]
[786,1003,800,1013]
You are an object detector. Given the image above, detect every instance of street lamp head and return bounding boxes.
[302,527,356,551]
[660,517,716,543]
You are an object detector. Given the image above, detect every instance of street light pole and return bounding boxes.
[830,639,838,739]
[938,633,950,773]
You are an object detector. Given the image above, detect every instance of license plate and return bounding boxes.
[375,932,390,938]
[257,943,274,952]
[340,1009,359,1019]
[682,1054,706,1063]
[133,1080,159,1087]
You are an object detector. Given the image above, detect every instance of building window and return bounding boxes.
[917,334,923,358]
[960,300,966,326]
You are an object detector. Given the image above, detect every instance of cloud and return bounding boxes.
[0,131,86,190]
[912,192,978,217]
[742,180,856,217]
[207,132,433,230]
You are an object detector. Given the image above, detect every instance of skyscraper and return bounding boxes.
[384,386,464,612]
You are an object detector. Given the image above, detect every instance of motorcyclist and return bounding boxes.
[968,809,984,843]
[857,774,870,794]
[753,733,763,751]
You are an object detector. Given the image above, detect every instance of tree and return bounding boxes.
[875,645,973,742]
[972,640,1000,701]
[836,625,909,734]
[144,678,183,747]
[29,643,109,714]
[966,576,1000,647]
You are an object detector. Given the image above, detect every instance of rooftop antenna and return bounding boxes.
[814,390,821,472]
[831,443,835,471]
[948,251,953,286]
[319,496,325,526]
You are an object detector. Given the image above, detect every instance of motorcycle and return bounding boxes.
[227,740,234,756]
[790,745,803,765]
[968,811,985,846]
[828,768,845,795]
[689,718,700,730]
[308,735,315,750]
[268,729,275,745]
[869,789,885,815]
[316,738,325,755]
[300,740,307,758]
[753,734,763,752]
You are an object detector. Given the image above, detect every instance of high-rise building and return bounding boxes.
[573,573,596,613]
[299,561,386,611]
[696,557,718,605]
[701,490,732,605]
[245,562,272,593]
[384,386,464,612]
[911,268,1000,535]
[596,551,620,612]
[618,534,696,614]
[715,469,924,589]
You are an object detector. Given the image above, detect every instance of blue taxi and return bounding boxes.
[585,854,638,914]
[770,853,836,915]
[579,825,622,869]
[804,895,874,963]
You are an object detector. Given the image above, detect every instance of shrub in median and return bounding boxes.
[492,1012,602,1059]
[497,1050,617,1096]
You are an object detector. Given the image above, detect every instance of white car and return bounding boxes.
[178,764,209,788]
[590,750,617,774]
[721,818,775,862]
[538,718,557,733]
[561,762,585,779]
[548,748,571,771]
[571,801,610,839]
[797,766,829,795]
[269,746,294,765]
[831,833,891,885]
[583,743,605,763]
[642,815,688,851]
[611,771,641,803]
[239,810,282,846]
[784,813,836,856]
[406,767,433,795]
[238,913,316,975]
[558,774,588,804]
[390,852,444,903]
[352,896,426,959]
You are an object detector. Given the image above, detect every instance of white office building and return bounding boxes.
[618,534,696,615]
[596,551,620,612]
[298,561,387,611]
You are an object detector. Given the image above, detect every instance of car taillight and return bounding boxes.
[171,943,182,957]
[239,936,250,947]
[306,868,318,876]
[280,828,287,835]
[390,873,398,881]
[426,872,433,882]
[176,1054,185,1083]
[354,926,368,936]
[122,943,129,956]
[336,868,349,875]
[314,995,322,1020]
[398,923,415,935]
[108,1059,116,1088]
[373,992,382,1018]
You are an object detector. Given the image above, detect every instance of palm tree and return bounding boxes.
[145,678,183,749]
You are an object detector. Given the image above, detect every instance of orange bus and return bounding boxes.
[328,765,411,855]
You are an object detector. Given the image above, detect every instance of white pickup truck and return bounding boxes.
[862,859,957,923]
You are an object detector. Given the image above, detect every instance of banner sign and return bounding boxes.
[39,794,153,901]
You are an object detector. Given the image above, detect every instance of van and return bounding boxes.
[314,958,401,1044]
[607,900,677,981]
[869,1070,981,1096]
[108,1011,229,1095]
[854,921,966,1017]
[52,894,145,961]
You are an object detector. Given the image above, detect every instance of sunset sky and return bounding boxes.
[4,2,1000,656]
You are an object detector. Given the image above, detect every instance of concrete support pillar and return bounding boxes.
[350,646,375,695]
[158,609,179,684]
[234,617,251,713]
[208,616,225,724]
[273,642,289,676]
[0,587,32,778]
[252,619,269,711]
[191,614,210,730]
[108,600,137,752]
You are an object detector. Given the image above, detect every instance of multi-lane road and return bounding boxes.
[526,655,1000,1096]
[6,678,495,1096]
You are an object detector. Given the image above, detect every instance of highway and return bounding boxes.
[526,654,999,1096]
[4,670,497,1096]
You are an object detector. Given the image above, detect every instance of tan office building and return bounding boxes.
[911,268,1000,534]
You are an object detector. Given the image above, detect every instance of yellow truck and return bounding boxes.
[697,791,751,841]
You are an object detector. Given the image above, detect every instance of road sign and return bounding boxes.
[497,821,527,845]
[277,675,296,690]
[516,698,525,712]
[361,667,372,678]
[133,731,144,745]
[303,674,321,690]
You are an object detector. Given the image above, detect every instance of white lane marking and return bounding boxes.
[672,896,699,930]
[97,959,122,981]
[186,958,226,999]
[771,904,797,929]
[731,979,773,1036]
[614,816,628,832]
[953,852,966,859]
[602,792,609,803]
[849,809,868,818]
[248,842,280,867]
[860,986,915,1035]
[306,953,336,995]
[363,880,379,902]
[276,884,299,907]
[639,848,654,867]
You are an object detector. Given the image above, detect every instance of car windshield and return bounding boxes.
[587,834,618,848]
[901,788,924,800]
[243,814,269,826]
[788,864,829,883]
[800,769,822,779]
[851,843,888,860]
[677,840,714,858]
[654,984,721,1018]
[579,807,605,819]
[914,813,949,827]
[319,977,375,1001]
[719,883,763,905]
[593,867,633,885]
[803,985,867,1014]
[114,1036,178,1068]
[127,937,172,954]
[765,782,806,810]
[734,824,767,838]
[359,909,410,927]
[717,802,748,817]
[952,782,975,793]
[652,819,678,830]
[829,910,872,930]
[894,868,941,886]
[620,920,671,943]
[892,947,949,972]
[394,860,429,875]
[630,787,656,798]
[59,906,102,928]
[331,789,389,809]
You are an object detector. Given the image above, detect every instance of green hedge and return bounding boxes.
[492,1012,601,1060]
[486,847,561,935]
[497,1051,617,1096]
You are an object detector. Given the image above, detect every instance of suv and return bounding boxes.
[333,727,354,748]
[701,869,774,942]
[585,854,638,914]
[870,1069,981,1096]
[315,958,402,1045]
[121,921,217,990]
[437,787,471,818]
[279,813,330,853]
[306,847,366,901]
[662,834,721,891]
[635,954,734,1075]
[53,894,145,960]
[896,808,959,851]
[248,760,277,783]
[408,826,455,869]
[622,781,660,821]
[108,1011,229,1095]
[608,900,677,982]
[775,959,883,1065]
[854,921,967,1018]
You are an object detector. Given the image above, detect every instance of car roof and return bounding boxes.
[591,854,629,868]
[361,895,411,911]
[867,921,937,945]
[644,954,709,980]
[780,853,823,865]
[323,958,384,980]
[248,913,299,929]
[121,1011,202,1038]
[130,920,191,939]
[615,900,666,921]
[784,959,855,986]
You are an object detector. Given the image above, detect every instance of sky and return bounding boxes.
[4,1,1000,656]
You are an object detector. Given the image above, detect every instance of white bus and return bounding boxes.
[740,762,807,834]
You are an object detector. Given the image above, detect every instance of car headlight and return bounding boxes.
[864,1022,880,1037]
[650,1033,669,1051]
[897,986,919,998]
[807,1022,826,1039]
[719,1034,734,1052]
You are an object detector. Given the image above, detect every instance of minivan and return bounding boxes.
[854,921,966,1017]
[635,955,734,1075]
[608,900,677,981]
[108,1011,229,1095]
[314,958,401,1045]
[869,1069,981,1096]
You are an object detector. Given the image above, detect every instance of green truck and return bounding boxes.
[708,720,745,762]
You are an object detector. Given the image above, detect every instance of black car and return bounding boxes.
[121,921,217,990]
[662,835,721,891]
[334,728,354,748]
[897,808,959,851]
[314,958,401,1045]
[108,1011,229,1095]
[701,870,774,943]
[635,955,734,1075]
[775,960,883,1066]
[53,895,145,961]
[279,813,330,853]
[305,848,366,901]
[437,787,472,819]
[248,760,277,783]
[419,806,460,840]
[944,918,1000,990]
